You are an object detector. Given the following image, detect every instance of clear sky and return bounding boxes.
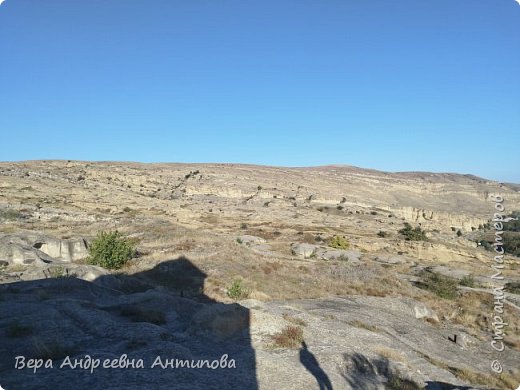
[0,1,519,182]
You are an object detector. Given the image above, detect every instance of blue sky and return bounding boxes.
[0,1,519,182]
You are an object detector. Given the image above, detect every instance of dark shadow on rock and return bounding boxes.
[424,382,475,390]
[0,257,257,389]
[299,341,333,390]
[342,352,421,389]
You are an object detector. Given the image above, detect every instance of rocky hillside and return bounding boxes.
[0,161,519,389]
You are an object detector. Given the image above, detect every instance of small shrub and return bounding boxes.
[47,266,76,279]
[459,274,476,287]
[87,230,136,269]
[227,279,249,300]
[418,271,458,299]
[0,209,23,221]
[399,223,427,241]
[377,231,387,238]
[456,230,463,237]
[478,239,492,251]
[328,235,349,249]
[505,281,520,294]
[503,232,520,257]
[503,211,520,232]
[240,223,248,230]
[387,375,422,390]
[271,326,304,349]
[236,237,243,244]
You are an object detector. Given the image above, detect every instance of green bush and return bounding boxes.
[503,232,520,257]
[418,271,458,299]
[87,231,136,269]
[503,211,520,232]
[328,235,350,249]
[227,279,249,300]
[505,281,520,294]
[377,231,387,238]
[456,230,463,237]
[478,239,492,251]
[399,223,427,241]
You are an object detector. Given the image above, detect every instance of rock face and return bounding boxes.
[0,233,88,266]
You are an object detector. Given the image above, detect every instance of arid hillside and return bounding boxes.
[1,161,519,389]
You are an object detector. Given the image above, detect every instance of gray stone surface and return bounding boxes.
[0,269,511,389]
[0,233,88,266]
[290,243,319,258]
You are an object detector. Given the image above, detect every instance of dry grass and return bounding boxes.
[282,314,307,327]
[376,348,406,362]
[270,326,304,349]
[349,320,382,333]
[451,366,520,389]
[421,352,520,389]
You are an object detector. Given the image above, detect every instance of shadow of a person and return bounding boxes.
[299,341,333,390]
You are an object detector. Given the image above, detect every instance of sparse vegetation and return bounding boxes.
[282,314,307,326]
[328,235,349,249]
[503,211,520,232]
[270,326,304,349]
[417,270,458,300]
[503,232,520,257]
[399,223,427,241]
[505,281,520,294]
[478,239,492,251]
[386,375,422,390]
[456,229,462,237]
[47,266,76,278]
[377,230,387,238]
[459,274,476,288]
[226,279,250,300]
[0,208,23,221]
[87,230,137,269]
[349,320,382,333]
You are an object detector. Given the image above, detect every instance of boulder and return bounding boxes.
[237,235,267,245]
[374,254,408,265]
[317,249,362,263]
[290,243,319,258]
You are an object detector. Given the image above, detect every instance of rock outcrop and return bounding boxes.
[0,233,88,266]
